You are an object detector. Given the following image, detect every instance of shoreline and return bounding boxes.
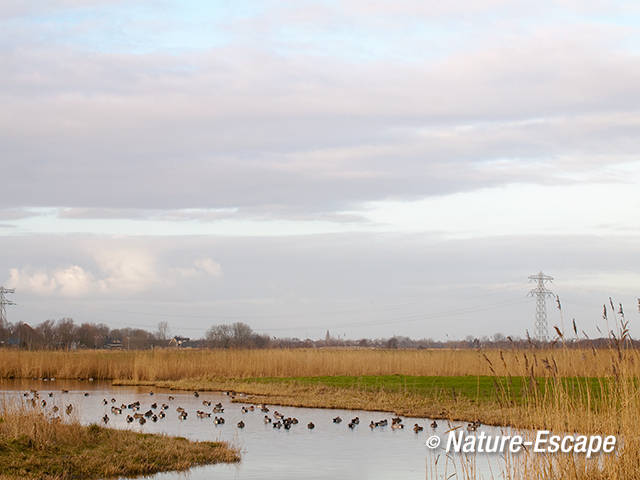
[0,403,239,480]
[111,377,536,430]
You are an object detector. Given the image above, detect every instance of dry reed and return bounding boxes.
[0,347,634,380]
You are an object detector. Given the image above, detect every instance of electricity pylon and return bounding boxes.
[0,287,15,327]
[528,272,554,342]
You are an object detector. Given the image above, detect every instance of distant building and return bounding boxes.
[105,339,123,350]
[168,336,191,348]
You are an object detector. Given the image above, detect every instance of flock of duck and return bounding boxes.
[21,388,483,434]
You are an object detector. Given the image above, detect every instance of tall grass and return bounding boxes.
[0,347,636,380]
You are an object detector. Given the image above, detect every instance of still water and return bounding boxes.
[0,379,515,479]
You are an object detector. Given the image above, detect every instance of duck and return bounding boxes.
[348,421,356,429]
[126,415,134,423]
[237,420,245,428]
[307,422,315,429]
[65,404,73,415]
[391,423,404,430]
[431,421,438,429]
[413,424,424,433]
[139,417,146,425]
[168,395,175,401]
[333,416,342,423]
[194,392,200,398]
[102,414,109,424]
[351,417,360,425]
[264,415,272,424]
[214,416,225,425]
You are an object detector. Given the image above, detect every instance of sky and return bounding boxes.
[1,0,639,340]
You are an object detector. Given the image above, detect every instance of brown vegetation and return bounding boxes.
[0,403,239,480]
[0,347,636,380]
[2,343,640,478]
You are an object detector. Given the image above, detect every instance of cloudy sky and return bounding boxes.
[1,0,639,340]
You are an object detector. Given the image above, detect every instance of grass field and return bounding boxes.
[244,374,612,405]
[0,403,239,480]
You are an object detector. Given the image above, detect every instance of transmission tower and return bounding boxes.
[528,272,554,342]
[0,287,16,327]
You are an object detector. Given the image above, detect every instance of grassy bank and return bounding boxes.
[0,404,239,480]
[113,374,613,431]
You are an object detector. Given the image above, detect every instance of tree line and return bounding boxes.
[0,317,630,350]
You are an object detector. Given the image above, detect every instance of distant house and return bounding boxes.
[168,336,191,348]
[105,339,123,350]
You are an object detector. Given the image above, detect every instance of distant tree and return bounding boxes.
[492,332,506,343]
[206,324,233,348]
[386,337,399,349]
[54,318,76,350]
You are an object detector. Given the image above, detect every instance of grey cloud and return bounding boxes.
[0,208,43,220]
[58,208,154,219]
[2,18,640,215]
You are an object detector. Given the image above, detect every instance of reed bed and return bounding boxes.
[0,347,635,380]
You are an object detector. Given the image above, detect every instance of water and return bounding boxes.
[0,379,515,479]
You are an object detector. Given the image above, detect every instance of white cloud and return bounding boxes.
[7,265,93,297]
[173,257,223,278]
[194,258,223,277]
[5,250,223,298]
[93,249,160,293]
